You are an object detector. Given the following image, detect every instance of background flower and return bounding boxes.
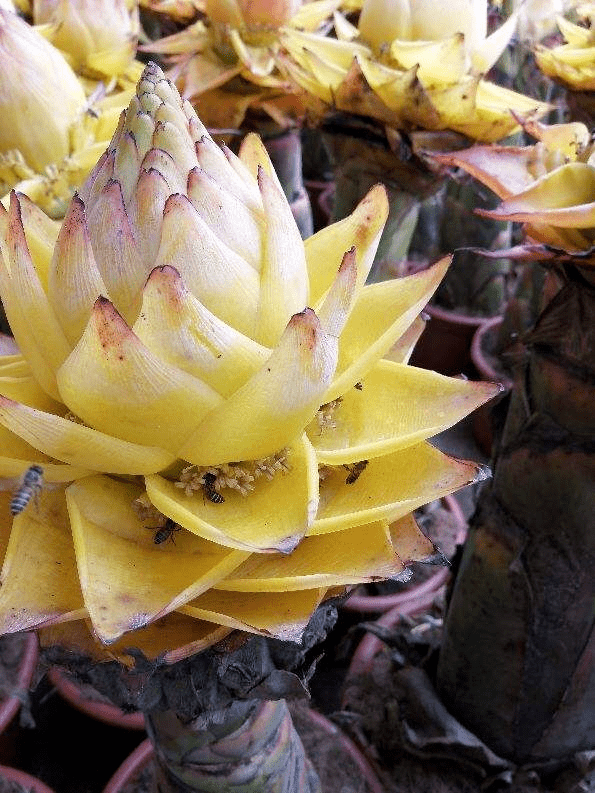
[278,0,548,142]
[433,117,595,261]
[0,9,138,217]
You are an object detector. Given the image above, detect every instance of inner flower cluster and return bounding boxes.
[176,450,292,498]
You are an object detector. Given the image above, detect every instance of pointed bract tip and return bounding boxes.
[275,534,302,555]
[141,61,164,81]
[288,307,321,350]
[93,295,115,311]
[146,264,181,283]
[339,246,357,271]
[289,306,319,328]
[163,192,191,217]
[63,194,87,226]
[7,192,26,241]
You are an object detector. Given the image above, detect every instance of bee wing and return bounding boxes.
[0,476,21,492]
[0,476,60,492]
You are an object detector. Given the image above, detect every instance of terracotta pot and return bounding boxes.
[0,632,39,735]
[102,738,152,793]
[47,668,145,731]
[410,305,487,376]
[343,495,467,615]
[101,710,385,793]
[470,316,513,456]
[0,764,56,793]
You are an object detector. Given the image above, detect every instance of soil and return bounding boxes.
[340,631,595,793]
[291,702,371,793]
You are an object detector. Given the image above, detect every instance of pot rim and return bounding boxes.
[0,764,56,793]
[47,667,145,731]
[102,738,153,793]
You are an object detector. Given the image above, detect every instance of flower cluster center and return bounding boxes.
[175,449,291,499]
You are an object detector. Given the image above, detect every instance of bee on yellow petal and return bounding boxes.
[342,460,368,484]
[202,473,225,504]
[10,464,44,516]
[146,517,182,545]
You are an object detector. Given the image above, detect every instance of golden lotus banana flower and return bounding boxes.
[432,117,595,263]
[279,0,549,142]
[30,0,142,86]
[144,0,341,128]
[535,5,595,89]
[0,10,138,218]
[0,63,497,664]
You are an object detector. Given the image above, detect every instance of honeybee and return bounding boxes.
[10,465,44,515]
[202,473,225,504]
[342,460,368,485]
[147,518,181,545]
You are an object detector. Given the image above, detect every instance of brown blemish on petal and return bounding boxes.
[7,191,29,258]
[144,265,185,310]
[353,185,389,247]
[163,193,192,218]
[289,307,320,350]
[338,246,357,274]
[91,296,134,356]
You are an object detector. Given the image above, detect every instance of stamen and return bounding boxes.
[132,493,163,523]
[175,448,291,498]
[314,397,343,433]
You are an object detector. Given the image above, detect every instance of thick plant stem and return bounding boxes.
[436,271,595,763]
[262,128,313,239]
[145,698,322,793]
[322,130,442,281]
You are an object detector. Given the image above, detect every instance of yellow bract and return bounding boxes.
[433,119,595,264]
[0,64,496,661]
[536,11,595,90]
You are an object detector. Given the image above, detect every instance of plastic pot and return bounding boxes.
[410,305,487,376]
